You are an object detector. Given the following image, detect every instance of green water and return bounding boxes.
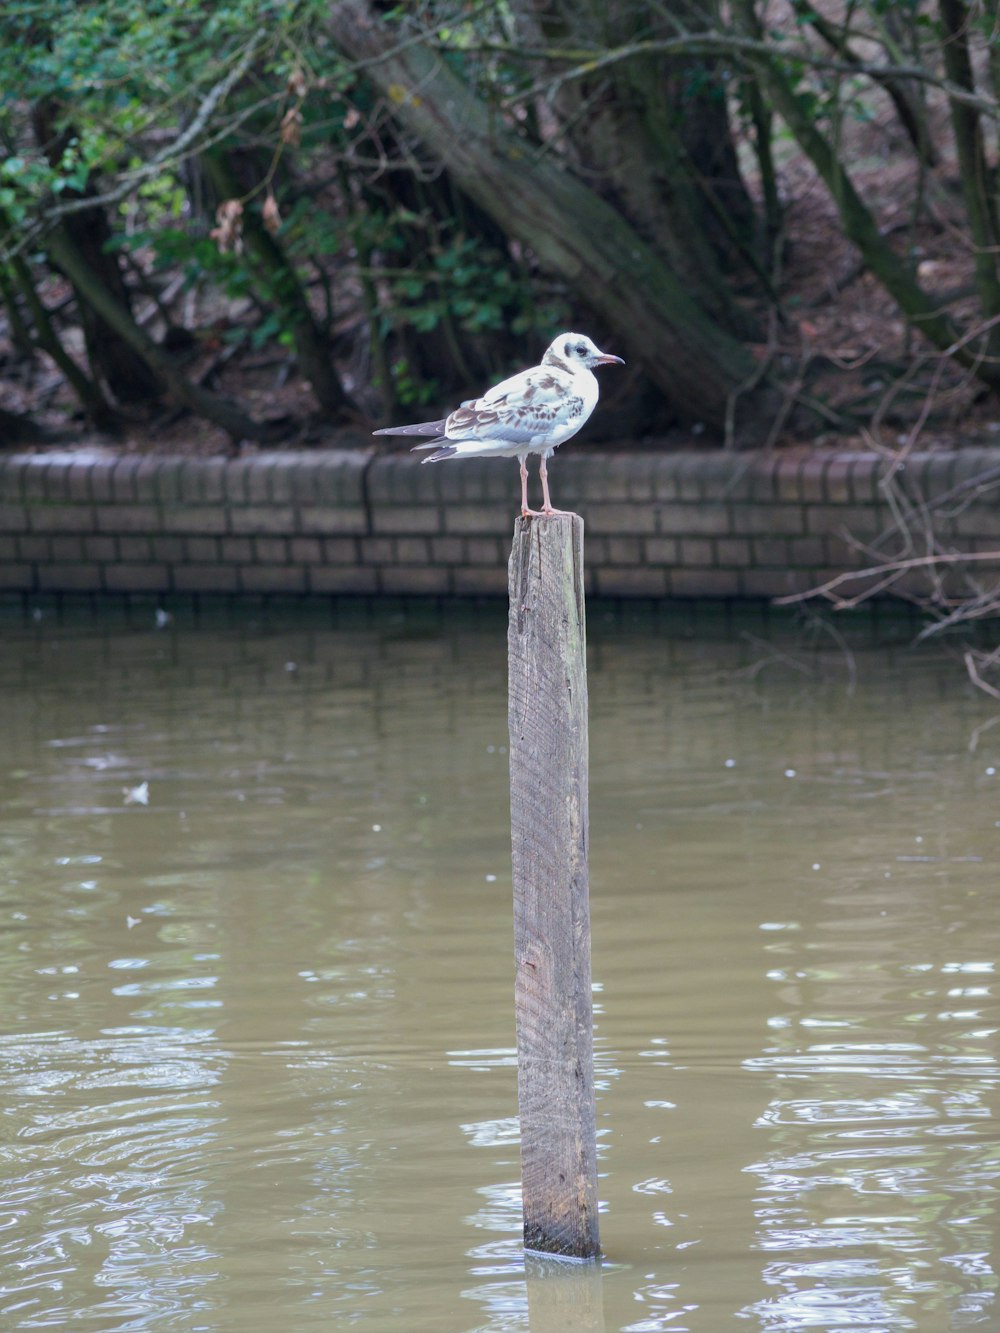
[1,600,998,1331]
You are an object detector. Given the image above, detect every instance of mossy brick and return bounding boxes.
[751,537,790,566]
[370,454,483,504]
[66,461,97,502]
[102,564,169,592]
[583,535,610,564]
[118,535,152,562]
[692,451,740,501]
[848,454,882,503]
[788,537,826,568]
[621,453,664,503]
[730,503,805,535]
[254,536,288,564]
[161,506,229,534]
[49,535,85,563]
[174,564,239,593]
[359,536,396,564]
[649,456,686,501]
[238,564,306,594]
[0,504,29,532]
[190,459,227,503]
[606,536,643,565]
[38,562,104,591]
[952,506,1000,539]
[0,461,25,502]
[289,537,323,564]
[322,537,358,563]
[298,505,366,535]
[219,535,253,562]
[371,505,442,534]
[17,535,50,561]
[185,536,221,562]
[669,567,741,597]
[129,457,169,501]
[562,453,630,502]
[443,504,510,535]
[395,537,431,564]
[679,536,715,566]
[109,458,143,502]
[295,454,368,505]
[740,568,815,598]
[823,535,867,568]
[308,565,378,594]
[28,505,89,533]
[0,564,33,589]
[96,504,160,534]
[84,535,118,561]
[16,458,54,501]
[223,459,256,503]
[804,504,881,538]
[798,456,828,502]
[430,536,464,563]
[143,457,184,502]
[595,566,669,597]
[261,455,301,503]
[584,502,658,534]
[715,536,751,566]
[464,536,502,565]
[151,536,187,562]
[655,503,729,536]
[379,566,452,595]
[228,505,293,534]
[643,536,679,564]
[0,535,17,560]
[772,454,804,501]
[453,566,507,596]
[82,459,119,502]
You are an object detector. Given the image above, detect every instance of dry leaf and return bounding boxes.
[262,193,281,236]
[280,106,303,147]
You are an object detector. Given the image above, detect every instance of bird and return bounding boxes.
[372,333,624,517]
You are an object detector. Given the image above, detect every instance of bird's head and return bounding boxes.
[545,333,625,372]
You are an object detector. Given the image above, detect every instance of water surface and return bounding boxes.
[1,600,998,1331]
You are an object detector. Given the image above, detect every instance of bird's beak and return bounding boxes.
[596,353,625,366]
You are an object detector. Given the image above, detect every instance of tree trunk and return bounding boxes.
[45,227,289,442]
[535,0,758,334]
[751,45,1000,392]
[328,0,780,435]
[202,153,354,421]
[32,101,162,405]
[937,0,1000,357]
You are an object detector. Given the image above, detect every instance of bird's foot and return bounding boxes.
[540,505,571,517]
[520,506,543,518]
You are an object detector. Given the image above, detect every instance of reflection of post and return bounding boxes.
[525,1252,606,1332]
[508,514,600,1260]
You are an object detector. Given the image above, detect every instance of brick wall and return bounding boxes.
[1,446,998,600]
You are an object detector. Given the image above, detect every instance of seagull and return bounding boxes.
[372,333,624,517]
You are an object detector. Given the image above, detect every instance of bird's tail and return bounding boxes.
[411,442,456,463]
[372,419,447,437]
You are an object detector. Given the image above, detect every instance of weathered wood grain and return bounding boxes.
[508,513,600,1260]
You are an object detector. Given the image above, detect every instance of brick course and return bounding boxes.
[0,446,997,602]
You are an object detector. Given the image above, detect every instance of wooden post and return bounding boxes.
[508,513,600,1260]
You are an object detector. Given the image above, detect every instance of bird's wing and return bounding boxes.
[372,418,447,437]
[444,364,580,443]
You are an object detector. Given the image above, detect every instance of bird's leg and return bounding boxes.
[539,457,569,516]
[519,457,541,518]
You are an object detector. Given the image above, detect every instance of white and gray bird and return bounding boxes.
[372,333,624,517]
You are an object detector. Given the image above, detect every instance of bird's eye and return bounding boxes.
[576,343,586,355]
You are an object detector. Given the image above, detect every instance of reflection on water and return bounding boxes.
[1,599,999,1331]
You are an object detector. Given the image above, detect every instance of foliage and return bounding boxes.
[1,0,999,445]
